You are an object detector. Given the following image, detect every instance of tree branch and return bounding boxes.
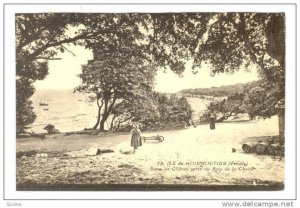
[35,57,62,60]
[107,96,118,113]
[62,45,76,56]
[22,32,90,65]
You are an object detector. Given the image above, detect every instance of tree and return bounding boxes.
[146,13,212,74]
[188,13,285,141]
[15,13,94,133]
[75,55,155,131]
[82,13,211,74]
[16,79,36,133]
[108,92,159,131]
[207,93,246,122]
[140,94,193,130]
[75,13,158,131]
[15,13,121,133]
[79,13,209,131]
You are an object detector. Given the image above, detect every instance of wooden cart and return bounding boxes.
[141,135,164,143]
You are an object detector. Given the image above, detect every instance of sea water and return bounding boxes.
[29,89,98,133]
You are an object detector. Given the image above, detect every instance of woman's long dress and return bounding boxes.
[210,117,216,130]
[130,129,142,148]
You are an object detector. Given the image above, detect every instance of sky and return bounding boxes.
[34,45,260,93]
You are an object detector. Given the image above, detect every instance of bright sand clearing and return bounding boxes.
[16,116,283,187]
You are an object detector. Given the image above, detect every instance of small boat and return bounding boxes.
[39,103,48,106]
[43,109,49,111]
[39,95,49,106]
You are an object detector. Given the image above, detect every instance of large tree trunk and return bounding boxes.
[109,114,117,130]
[93,98,103,130]
[93,106,101,129]
[278,110,285,145]
[97,94,117,131]
[99,97,109,131]
[99,113,109,131]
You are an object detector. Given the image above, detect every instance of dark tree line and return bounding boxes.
[180,81,261,97]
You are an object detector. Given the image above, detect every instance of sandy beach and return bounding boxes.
[16,116,284,190]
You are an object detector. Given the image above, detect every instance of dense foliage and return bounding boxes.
[75,58,155,131]
[115,93,193,131]
[191,13,285,120]
[16,79,36,133]
[142,94,193,130]
[202,93,247,122]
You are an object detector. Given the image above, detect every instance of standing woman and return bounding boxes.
[210,114,216,130]
[130,124,142,152]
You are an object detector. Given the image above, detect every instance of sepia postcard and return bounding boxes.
[14,11,286,192]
